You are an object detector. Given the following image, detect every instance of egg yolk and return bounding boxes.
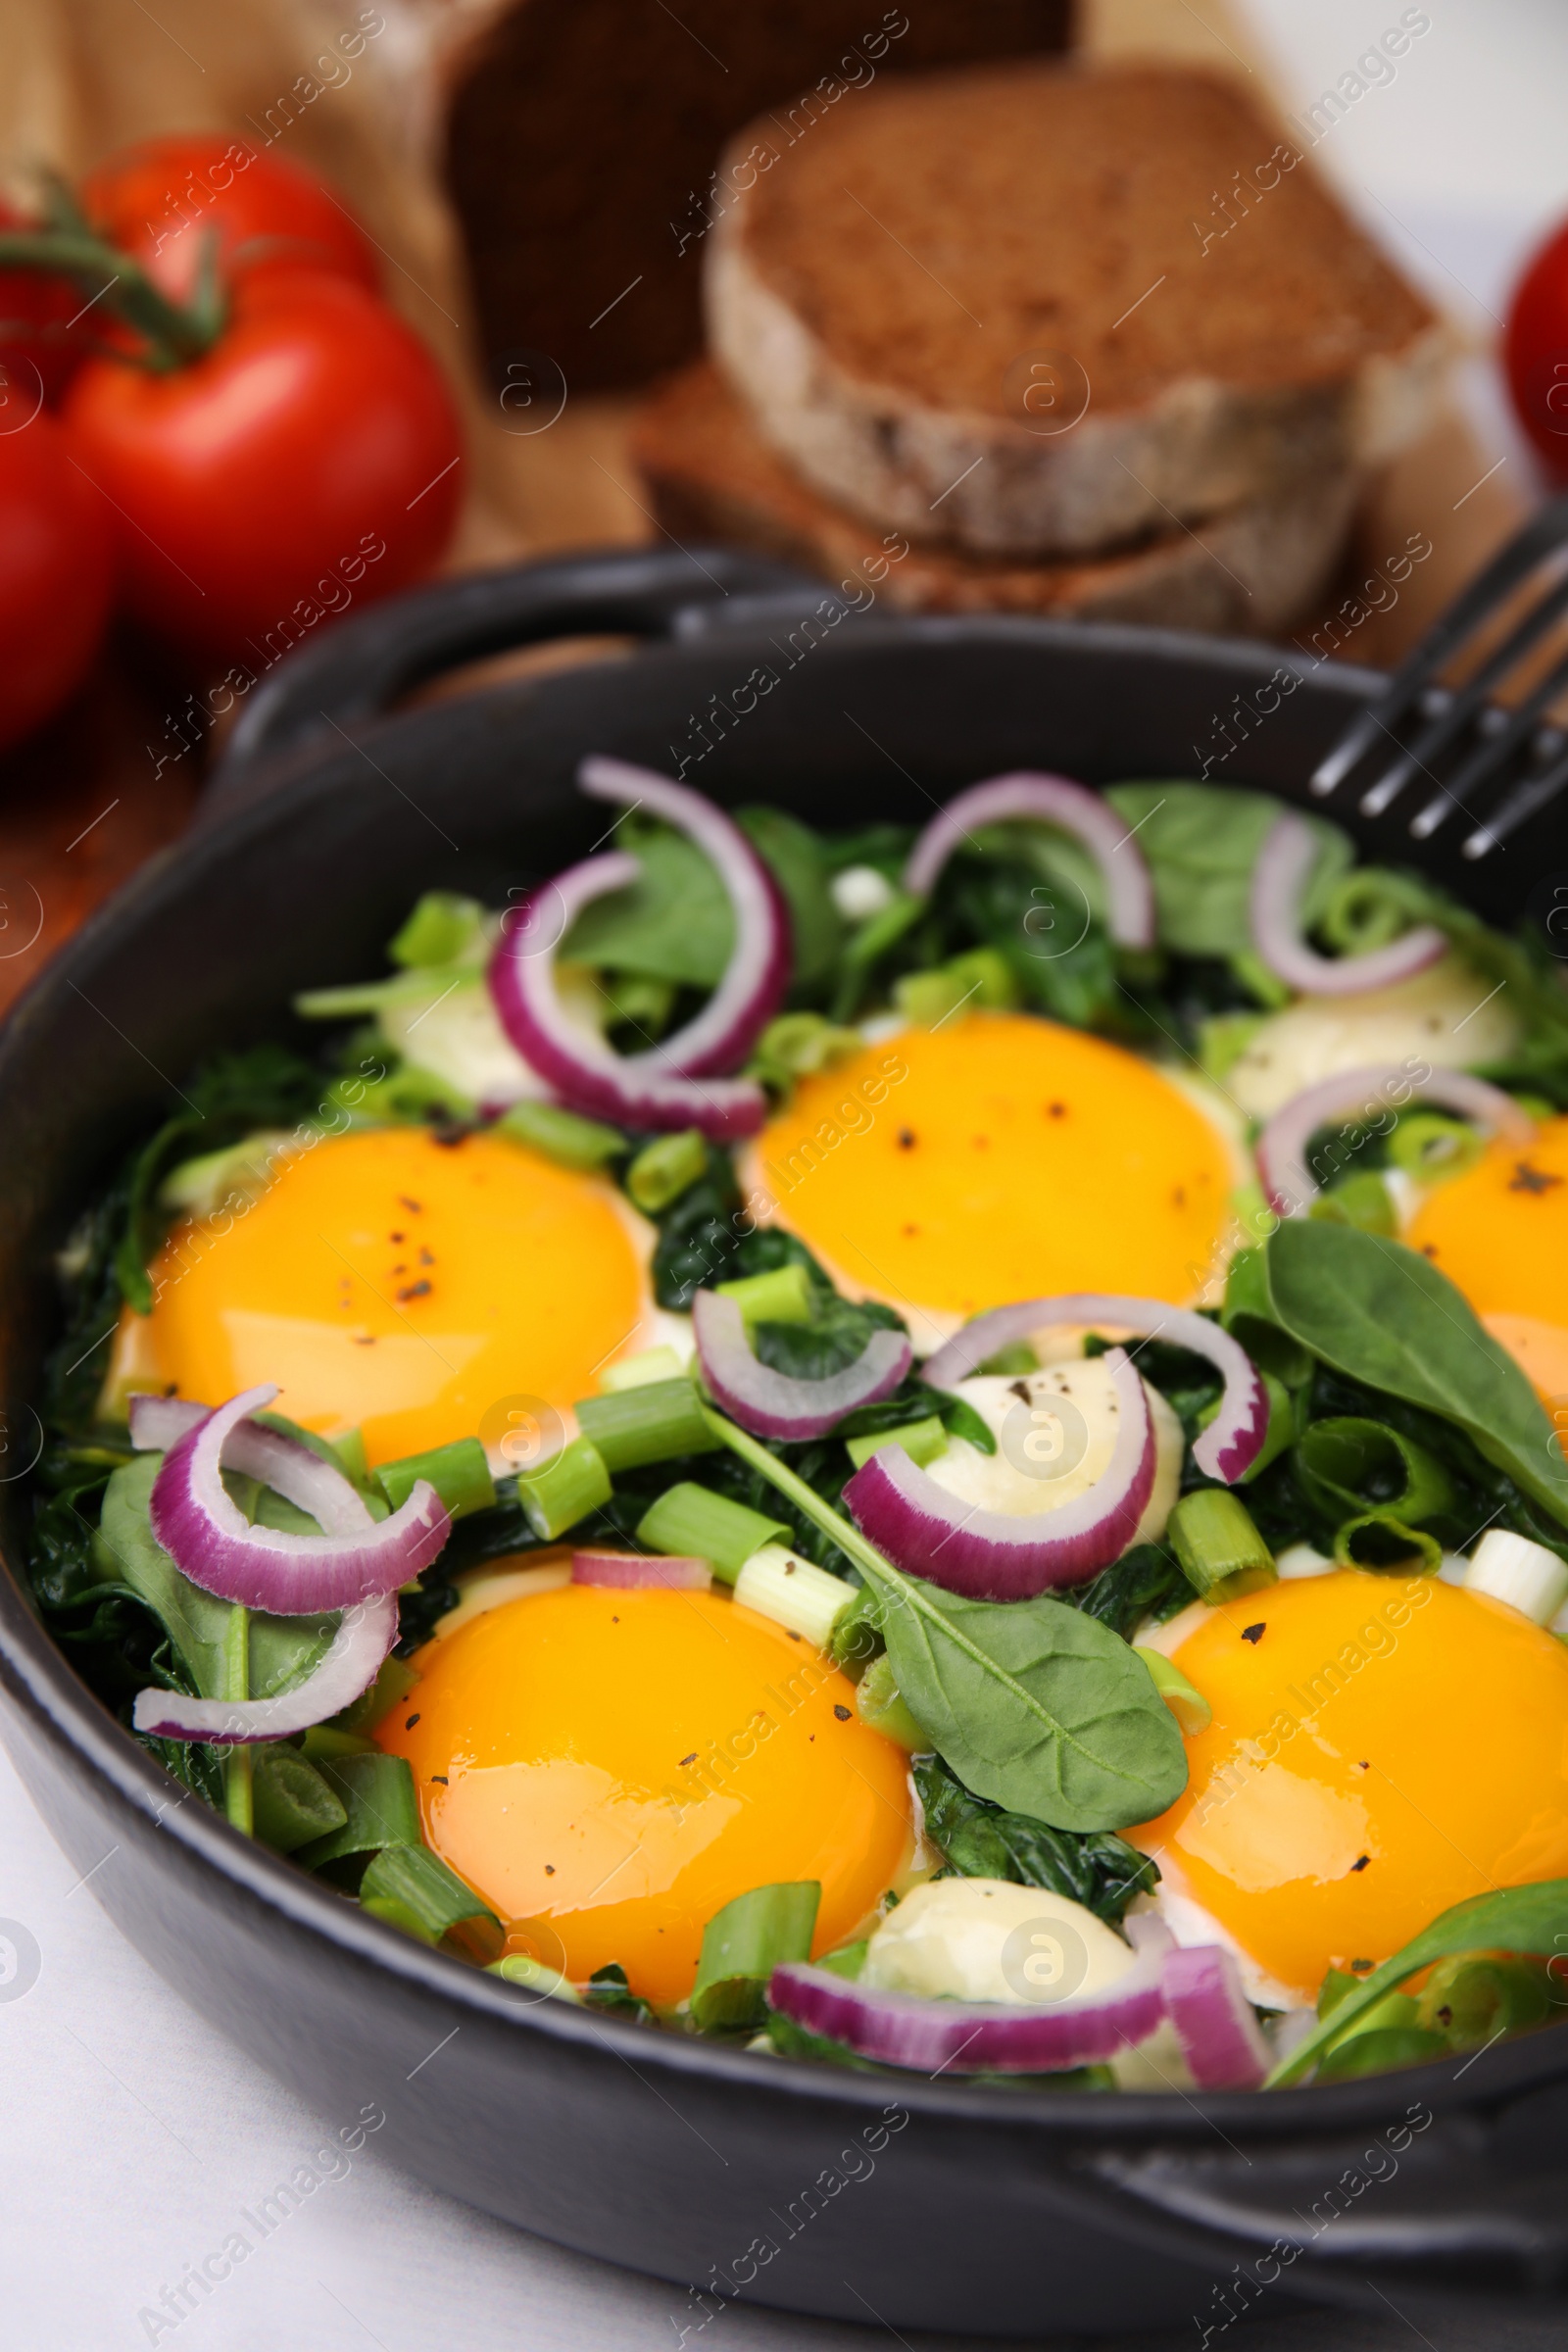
[1406,1114,1568,1398]
[1128,1571,1568,2003]
[120,1126,647,1465]
[752,1013,1233,1317]
[378,1586,913,2005]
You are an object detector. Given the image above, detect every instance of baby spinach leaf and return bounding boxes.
[914,1756,1157,1923]
[563,825,732,987]
[1268,1878,1568,2085]
[736,807,844,1002]
[1071,1543,1194,1639]
[705,1410,1187,1834]
[1264,1223,1568,1532]
[1102,784,1351,957]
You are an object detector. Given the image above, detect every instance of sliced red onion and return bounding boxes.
[844,1346,1153,1597]
[903,773,1155,950]
[921,1295,1267,1486]
[1256,1065,1534,1216]
[1160,1943,1271,2090]
[768,1932,1167,2073]
[149,1384,451,1615]
[131,1594,398,1745]
[489,851,768,1140]
[129,1392,369,1533]
[572,1549,712,1591]
[692,1288,911,1442]
[1250,810,1446,995]
[577,758,791,1077]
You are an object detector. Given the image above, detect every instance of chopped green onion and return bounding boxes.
[159,1130,296,1216]
[598,972,675,1036]
[691,1881,820,2032]
[332,1427,369,1487]
[894,969,966,1029]
[1309,1171,1396,1235]
[1133,1648,1212,1736]
[514,1435,612,1540]
[818,1939,868,1982]
[713,1260,813,1326]
[1413,1953,1551,2047]
[845,1415,948,1472]
[1167,1489,1277,1602]
[300,1725,376,1761]
[375,1436,497,1521]
[331,1654,419,1736]
[600,1345,686,1393]
[1314,2025,1447,2082]
[1388,1110,1486,1183]
[294,1753,421,1879]
[1228,947,1293,1008]
[636,1483,788,1584]
[978,1340,1038,1377]
[222,1604,253,1836]
[625,1127,707,1212]
[733,1544,854,1646]
[828,1584,884,1677]
[947,947,1019,1008]
[487,1952,581,2002]
[389,891,486,968]
[360,1842,497,1942]
[1334,1512,1443,1576]
[1197,1012,1266,1087]
[251,1746,347,1855]
[574,1378,715,1473]
[748,1012,860,1092]
[497,1099,624,1171]
[1462,1528,1568,1626]
[830,890,924,1023]
[853,1652,928,1750]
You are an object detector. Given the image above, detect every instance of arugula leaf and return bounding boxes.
[1102,784,1351,956]
[1264,1222,1568,1532]
[705,1410,1187,1834]
[1267,1878,1568,2085]
[914,1756,1157,1923]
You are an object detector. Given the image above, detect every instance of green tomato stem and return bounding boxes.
[0,229,220,369]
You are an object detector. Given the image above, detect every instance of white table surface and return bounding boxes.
[10,5,1568,2344]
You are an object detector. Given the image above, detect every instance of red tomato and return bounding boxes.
[0,409,114,753]
[1506,217,1568,478]
[63,270,462,662]
[0,199,87,404]
[80,135,379,307]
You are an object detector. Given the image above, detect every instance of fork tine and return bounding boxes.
[1354,564,1568,816]
[1407,638,1568,837]
[1309,490,1568,798]
[1462,739,1568,858]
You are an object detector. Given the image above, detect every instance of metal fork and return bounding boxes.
[1309,490,1568,860]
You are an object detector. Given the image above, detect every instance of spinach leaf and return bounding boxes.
[563,824,732,986]
[1071,1544,1194,1639]
[1268,1878,1568,2085]
[707,1413,1187,1833]
[736,808,844,1003]
[1264,1222,1568,1531]
[1102,784,1351,957]
[914,1756,1157,1923]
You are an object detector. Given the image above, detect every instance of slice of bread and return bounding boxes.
[706,62,1447,558]
[633,363,1358,635]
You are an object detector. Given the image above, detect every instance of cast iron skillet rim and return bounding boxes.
[1,608,1557,2145]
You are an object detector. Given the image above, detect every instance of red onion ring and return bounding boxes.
[768,1925,1167,2073]
[489,851,769,1140]
[572,1549,711,1590]
[843,1346,1154,1597]
[132,1594,398,1745]
[1255,1064,1533,1216]
[921,1295,1268,1486]
[903,773,1155,950]
[1250,810,1446,995]
[129,1393,368,1531]
[692,1288,911,1442]
[1160,1943,1271,2090]
[577,758,791,1077]
[148,1384,451,1615]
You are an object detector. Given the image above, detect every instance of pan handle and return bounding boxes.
[211,546,817,798]
[1068,2073,1568,2316]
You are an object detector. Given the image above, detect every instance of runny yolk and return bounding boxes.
[117,1125,648,1464]
[378,1586,915,2005]
[1405,1113,1568,1400]
[1127,1570,1568,2004]
[752,1013,1234,1318]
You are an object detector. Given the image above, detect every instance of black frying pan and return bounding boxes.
[3,547,1567,2339]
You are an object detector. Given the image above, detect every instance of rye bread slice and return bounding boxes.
[706,62,1446,558]
[633,362,1357,635]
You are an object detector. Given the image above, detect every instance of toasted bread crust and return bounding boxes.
[634,363,1358,635]
[707,62,1446,556]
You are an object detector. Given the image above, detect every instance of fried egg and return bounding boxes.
[107,1125,666,1466]
[1128,1569,1568,2007]
[378,1583,915,2004]
[1404,1112,1568,1401]
[745,1012,1241,1346]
